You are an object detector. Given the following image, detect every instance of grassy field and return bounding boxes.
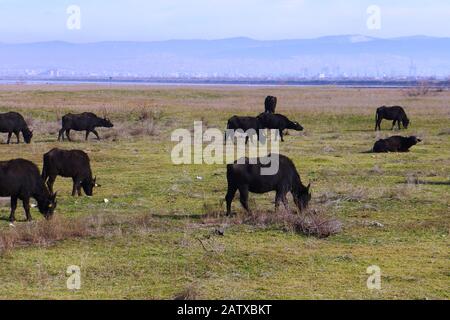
[0,84,448,299]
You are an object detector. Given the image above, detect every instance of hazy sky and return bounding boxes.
[0,0,449,43]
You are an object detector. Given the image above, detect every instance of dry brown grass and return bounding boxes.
[173,283,199,300]
[102,119,159,141]
[242,209,343,238]
[438,128,450,136]
[1,84,449,117]
[25,117,61,136]
[0,213,161,255]
[200,203,342,239]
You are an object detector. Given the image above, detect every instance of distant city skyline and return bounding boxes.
[1,36,449,79]
[0,0,449,43]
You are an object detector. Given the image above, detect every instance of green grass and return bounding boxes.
[0,85,449,299]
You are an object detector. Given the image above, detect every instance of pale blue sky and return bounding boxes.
[0,0,449,43]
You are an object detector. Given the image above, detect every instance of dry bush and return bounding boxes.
[136,107,164,122]
[382,185,415,200]
[405,82,431,97]
[173,284,199,300]
[438,128,450,136]
[0,216,93,254]
[26,118,61,136]
[369,165,384,174]
[244,209,342,238]
[0,213,158,255]
[102,119,159,141]
[317,186,367,205]
[406,173,420,185]
[200,204,342,238]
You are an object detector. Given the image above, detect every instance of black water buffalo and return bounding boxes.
[257,113,304,141]
[225,115,262,144]
[0,159,57,222]
[373,136,421,153]
[264,96,277,113]
[0,112,33,144]
[226,154,311,215]
[58,112,113,141]
[375,106,410,131]
[42,148,98,196]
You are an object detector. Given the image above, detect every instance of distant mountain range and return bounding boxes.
[0,35,449,79]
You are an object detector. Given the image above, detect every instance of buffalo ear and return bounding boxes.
[52,192,58,200]
[307,183,311,190]
[417,138,422,142]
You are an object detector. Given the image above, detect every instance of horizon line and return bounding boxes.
[0,34,447,45]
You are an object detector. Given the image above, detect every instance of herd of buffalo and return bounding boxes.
[0,97,421,222]
[224,97,421,214]
[0,112,110,222]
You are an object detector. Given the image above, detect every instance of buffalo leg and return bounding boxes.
[92,129,100,140]
[275,192,283,211]
[47,175,56,194]
[238,185,250,213]
[225,185,238,216]
[22,197,32,222]
[279,129,284,142]
[281,196,290,213]
[398,120,401,130]
[391,121,396,130]
[65,129,72,141]
[14,131,20,143]
[72,178,79,196]
[58,128,65,141]
[7,132,12,144]
[9,196,18,222]
[85,130,90,140]
[375,119,382,131]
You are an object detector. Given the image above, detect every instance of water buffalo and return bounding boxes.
[257,113,304,141]
[226,154,311,215]
[42,148,98,196]
[264,96,277,113]
[375,106,410,131]
[58,112,113,141]
[0,159,57,222]
[373,136,421,153]
[225,115,262,144]
[0,112,33,144]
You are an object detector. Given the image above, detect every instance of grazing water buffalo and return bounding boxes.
[225,115,262,144]
[226,154,311,215]
[375,106,410,131]
[58,112,113,141]
[373,136,421,153]
[264,96,277,113]
[0,159,57,222]
[0,112,33,144]
[42,148,98,196]
[257,113,304,141]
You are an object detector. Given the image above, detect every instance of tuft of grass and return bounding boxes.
[0,213,162,255]
[173,284,199,300]
[243,209,343,238]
